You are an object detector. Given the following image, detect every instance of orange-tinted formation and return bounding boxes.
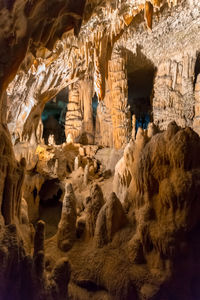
[0,1,200,299]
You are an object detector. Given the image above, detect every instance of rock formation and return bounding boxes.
[57,183,77,251]
[0,0,200,299]
[94,192,127,247]
[7,0,200,149]
[85,184,104,238]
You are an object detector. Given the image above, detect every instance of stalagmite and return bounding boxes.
[57,183,77,251]
[94,192,127,247]
[33,220,45,258]
[50,258,71,300]
[85,184,104,238]
[33,220,45,278]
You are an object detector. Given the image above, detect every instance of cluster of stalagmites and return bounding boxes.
[57,122,200,259]
[21,141,109,224]
[33,221,71,300]
[1,121,200,299]
[56,182,127,250]
[0,124,71,299]
[55,121,200,299]
[0,221,71,300]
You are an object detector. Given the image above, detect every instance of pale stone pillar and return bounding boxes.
[79,79,94,144]
[95,51,131,148]
[109,52,131,149]
[65,82,82,141]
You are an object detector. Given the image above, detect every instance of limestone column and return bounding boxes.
[79,78,94,144]
[65,82,82,141]
[109,52,131,149]
[95,52,131,148]
[94,100,113,147]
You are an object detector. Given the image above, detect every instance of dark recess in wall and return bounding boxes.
[39,178,63,238]
[42,87,68,144]
[124,46,156,134]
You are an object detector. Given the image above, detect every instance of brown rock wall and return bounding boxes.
[153,56,195,129]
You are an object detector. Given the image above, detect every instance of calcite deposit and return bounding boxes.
[0,0,200,299]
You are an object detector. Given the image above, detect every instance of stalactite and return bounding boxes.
[144,1,154,30]
[94,48,103,101]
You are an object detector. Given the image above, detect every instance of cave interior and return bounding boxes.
[0,1,200,300]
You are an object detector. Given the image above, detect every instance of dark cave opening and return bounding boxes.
[39,178,63,238]
[194,52,200,89]
[125,47,156,135]
[42,87,68,145]
[128,67,154,133]
[92,93,98,126]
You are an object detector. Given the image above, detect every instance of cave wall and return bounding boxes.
[6,0,200,150]
[114,0,200,136]
[1,0,167,147]
[0,0,87,117]
[6,40,87,144]
[153,54,195,129]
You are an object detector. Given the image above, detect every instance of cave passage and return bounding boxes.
[39,178,63,238]
[42,87,68,145]
[92,93,98,126]
[125,47,156,135]
[128,67,155,134]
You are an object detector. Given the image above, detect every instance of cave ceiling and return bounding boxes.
[4,0,197,144]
